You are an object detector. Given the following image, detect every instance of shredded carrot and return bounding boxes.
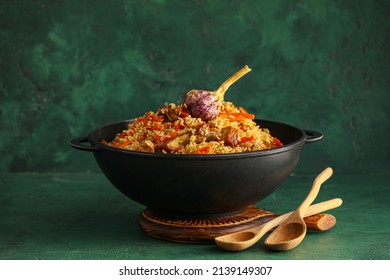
[228,116,246,122]
[118,139,132,148]
[154,130,178,142]
[197,145,211,154]
[239,136,255,144]
[175,122,184,130]
[274,137,283,147]
[219,112,255,121]
[176,106,189,117]
[150,124,163,131]
[136,117,148,125]
[150,114,163,122]
[180,111,189,117]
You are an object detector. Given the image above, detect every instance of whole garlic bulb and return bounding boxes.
[184,65,252,122]
[185,90,220,121]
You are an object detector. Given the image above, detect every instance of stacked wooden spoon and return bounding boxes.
[215,167,342,252]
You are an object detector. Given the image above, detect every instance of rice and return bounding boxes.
[103,101,283,154]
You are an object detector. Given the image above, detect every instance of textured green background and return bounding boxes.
[0,0,389,174]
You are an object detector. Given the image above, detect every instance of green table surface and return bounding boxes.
[1,171,389,260]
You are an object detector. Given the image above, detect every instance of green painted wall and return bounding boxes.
[1,0,389,173]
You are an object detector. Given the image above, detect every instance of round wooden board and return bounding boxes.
[138,205,277,243]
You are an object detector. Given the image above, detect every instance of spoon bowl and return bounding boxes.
[265,223,305,250]
[264,167,333,251]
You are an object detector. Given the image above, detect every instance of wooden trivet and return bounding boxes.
[138,205,277,243]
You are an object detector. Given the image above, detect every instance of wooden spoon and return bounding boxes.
[215,197,341,251]
[264,167,333,251]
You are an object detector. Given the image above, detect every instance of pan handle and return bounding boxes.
[304,130,323,143]
[70,137,100,152]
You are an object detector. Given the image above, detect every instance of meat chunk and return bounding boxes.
[156,133,191,153]
[205,132,218,142]
[160,106,179,122]
[221,126,238,147]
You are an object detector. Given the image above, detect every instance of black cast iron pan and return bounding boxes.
[70,119,322,218]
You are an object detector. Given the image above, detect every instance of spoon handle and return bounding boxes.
[262,197,342,233]
[302,198,342,217]
[304,213,337,231]
[296,167,333,216]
